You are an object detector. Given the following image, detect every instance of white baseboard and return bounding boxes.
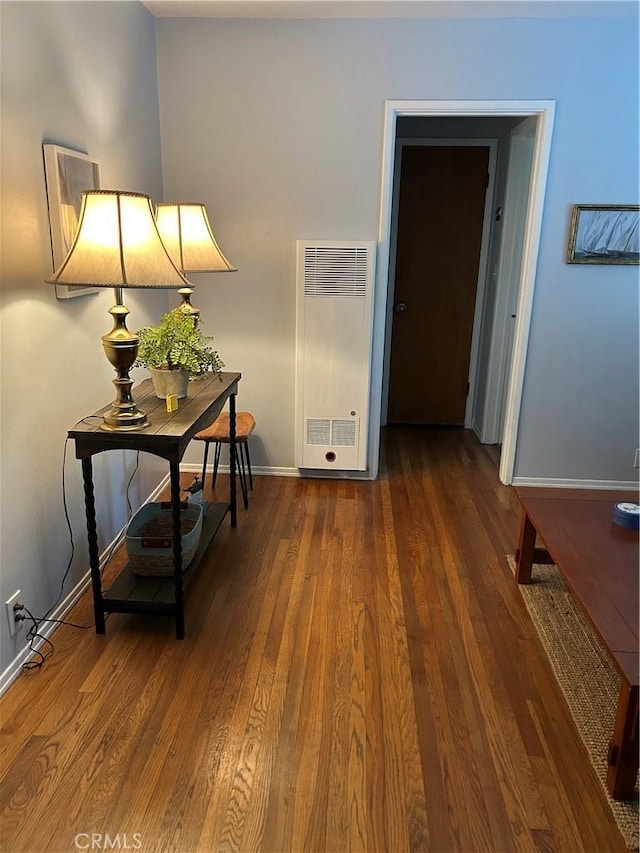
[182,463,375,480]
[511,476,639,491]
[0,474,170,698]
[181,463,301,479]
[298,468,373,481]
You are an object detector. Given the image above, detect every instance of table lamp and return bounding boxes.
[155,202,236,321]
[47,190,192,432]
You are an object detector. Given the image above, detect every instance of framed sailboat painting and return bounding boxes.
[567,204,639,264]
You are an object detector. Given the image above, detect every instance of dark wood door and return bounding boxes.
[387,145,489,425]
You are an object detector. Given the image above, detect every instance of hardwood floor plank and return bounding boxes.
[370,480,429,852]
[240,516,320,851]
[288,490,353,853]
[325,537,353,853]
[263,537,325,853]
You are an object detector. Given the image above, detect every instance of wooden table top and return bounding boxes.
[514,487,639,685]
[68,371,241,462]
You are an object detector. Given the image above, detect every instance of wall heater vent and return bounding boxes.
[295,240,376,472]
[306,417,358,448]
[303,246,369,298]
[306,418,331,446]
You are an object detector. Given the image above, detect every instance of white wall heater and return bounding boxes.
[295,240,376,471]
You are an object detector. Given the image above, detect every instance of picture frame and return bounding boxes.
[43,144,101,297]
[566,204,639,265]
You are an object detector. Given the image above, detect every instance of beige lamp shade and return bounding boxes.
[47,190,191,288]
[155,202,236,273]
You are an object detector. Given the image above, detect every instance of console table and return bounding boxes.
[514,486,639,800]
[69,371,241,639]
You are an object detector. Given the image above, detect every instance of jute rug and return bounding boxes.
[507,556,639,850]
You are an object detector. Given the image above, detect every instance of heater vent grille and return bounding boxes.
[305,418,357,448]
[331,419,357,447]
[306,418,331,446]
[303,246,369,298]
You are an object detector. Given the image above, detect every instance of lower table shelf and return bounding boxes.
[102,501,228,614]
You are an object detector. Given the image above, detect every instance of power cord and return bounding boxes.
[42,436,76,620]
[19,439,140,671]
[17,605,90,671]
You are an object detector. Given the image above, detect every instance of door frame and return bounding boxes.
[369,99,556,483]
[382,137,498,429]
[480,117,538,446]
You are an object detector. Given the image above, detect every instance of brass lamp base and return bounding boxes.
[100,296,149,432]
[178,288,202,380]
[101,406,149,433]
[176,287,200,323]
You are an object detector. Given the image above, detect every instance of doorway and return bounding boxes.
[386,142,495,426]
[368,100,556,484]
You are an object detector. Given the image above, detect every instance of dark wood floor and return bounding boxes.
[0,427,627,852]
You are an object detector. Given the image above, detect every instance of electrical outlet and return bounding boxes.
[634,449,640,468]
[5,590,23,637]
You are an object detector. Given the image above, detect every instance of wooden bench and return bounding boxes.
[514,487,639,801]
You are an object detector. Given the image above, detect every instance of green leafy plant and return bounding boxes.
[134,308,224,376]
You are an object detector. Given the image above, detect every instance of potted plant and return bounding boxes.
[135,308,224,399]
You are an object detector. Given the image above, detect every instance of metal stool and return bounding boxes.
[194,411,255,509]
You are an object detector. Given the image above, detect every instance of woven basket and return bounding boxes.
[126,502,203,577]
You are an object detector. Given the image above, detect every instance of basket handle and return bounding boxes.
[141,538,173,549]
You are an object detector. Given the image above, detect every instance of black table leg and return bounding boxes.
[81,457,105,634]
[170,461,185,640]
[229,393,237,528]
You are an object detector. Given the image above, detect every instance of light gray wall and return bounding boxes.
[156,14,639,485]
[0,1,169,674]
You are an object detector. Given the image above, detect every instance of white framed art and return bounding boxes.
[43,144,101,298]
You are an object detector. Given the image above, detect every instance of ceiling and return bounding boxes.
[141,0,638,19]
